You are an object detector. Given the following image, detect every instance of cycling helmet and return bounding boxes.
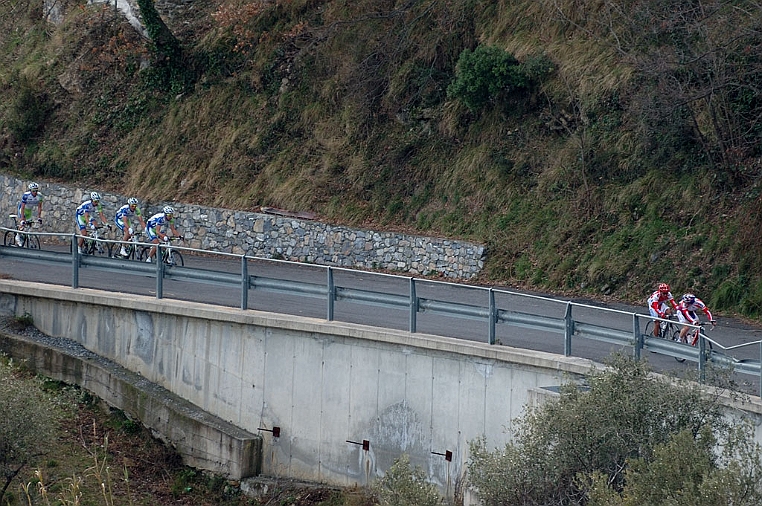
[127,197,139,205]
[28,182,39,191]
[682,293,696,304]
[658,283,670,293]
[163,206,175,215]
[90,191,101,202]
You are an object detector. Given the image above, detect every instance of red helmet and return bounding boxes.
[658,283,670,293]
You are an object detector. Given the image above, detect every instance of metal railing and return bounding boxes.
[2,227,761,395]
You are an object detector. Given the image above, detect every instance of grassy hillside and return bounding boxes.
[1,0,761,317]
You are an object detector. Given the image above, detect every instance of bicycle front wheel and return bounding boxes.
[26,235,41,250]
[166,250,184,267]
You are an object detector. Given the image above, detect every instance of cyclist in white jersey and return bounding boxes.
[144,206,182,262]
[114,197,146,257]
[16,182,43,246]
[75,192,108,254]
[676,293,716,343]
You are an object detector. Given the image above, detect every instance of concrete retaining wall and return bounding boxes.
[0,174,485,278]
[0,280,593,501]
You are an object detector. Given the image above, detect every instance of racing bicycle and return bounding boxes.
[672,322,714,363]
[644,310,677,340]
[113,230,144,260]
[138,236,184,266]
[3,215,41,249]
[72,223,113,256]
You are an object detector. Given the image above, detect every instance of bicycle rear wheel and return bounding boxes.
[644,321,661,339]
[3,230,14,247]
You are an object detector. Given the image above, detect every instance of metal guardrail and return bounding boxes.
[2,227,761,395]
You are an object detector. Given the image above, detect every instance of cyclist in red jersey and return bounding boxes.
[646,283,679,337]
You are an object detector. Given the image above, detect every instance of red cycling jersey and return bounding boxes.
[647,290,679,319]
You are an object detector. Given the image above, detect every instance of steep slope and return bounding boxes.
[1,0,761,317]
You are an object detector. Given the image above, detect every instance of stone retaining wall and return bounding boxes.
[1,174,485,278]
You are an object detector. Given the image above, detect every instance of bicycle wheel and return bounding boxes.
[644,321,657,338]
[124,243,136,260]
[26,234,41,250]
[138,246,153,262]
[672,329,686,362]
[3,230,14,247]
[165,250,183,267]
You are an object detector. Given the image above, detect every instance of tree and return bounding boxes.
[467,354,762,505]
[0,359,59,503]
[136,0,192,92]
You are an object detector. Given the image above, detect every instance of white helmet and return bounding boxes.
[127,197,139,205]
[28,182,39,191]
[90,191,101,202]
[163,206,175,215]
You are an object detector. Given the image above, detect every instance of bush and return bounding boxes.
[7,75,51,142]
[467,355,761,505]
[373,454,443,506]
[447,45,552,111]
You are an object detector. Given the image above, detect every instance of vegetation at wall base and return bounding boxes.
[0,355,378,506]
[2,0,762,319]
[467,354,762,505]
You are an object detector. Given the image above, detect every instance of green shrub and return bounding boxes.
[467,355,759,505]
[373,454,442,506]
[447,45,521,110]
[7,76,51,142]
[447,45,552,111]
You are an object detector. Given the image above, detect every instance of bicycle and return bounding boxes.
[139,236,184,266]
[72,223,113,256]
[644,310,677,340]
[113,230,144,260]
[672,322,714,363]
[3,215,41,249]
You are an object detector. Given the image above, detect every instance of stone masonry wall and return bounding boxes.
[1,175,485,279]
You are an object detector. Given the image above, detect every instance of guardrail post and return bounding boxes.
[71,235,79,289]
[241,255,248,310]
[489,288,496,345]
[155,243,164,299]
[564,303,573,356]
[409,278,417,333]
[326,267,334,321]
[633,315,642,360]
[698,333,706,383]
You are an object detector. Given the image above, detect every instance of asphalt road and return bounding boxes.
[2,239,761,395]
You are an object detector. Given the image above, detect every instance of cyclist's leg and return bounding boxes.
[648,307,661,336]
[76,216,88,252]
[115,219,128,256]
[145,227,159,261]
